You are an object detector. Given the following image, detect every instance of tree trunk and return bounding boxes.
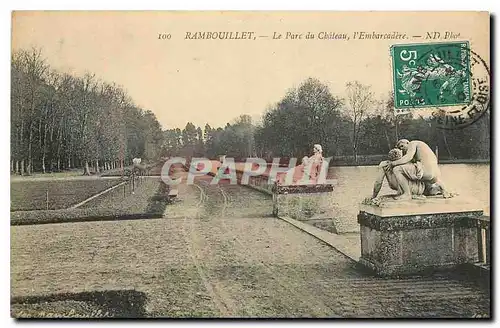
[11,160,14,173]
[27,128,33,175]
[57,118,64,171]
[95,159,100,174]
[352,121,358,164]
[83,161,91,175]
[49,117,55,172]
[42,120,48,173]
[42,154,46,174]
[20,119,24,175]
[38,116,43,172]
[442,131,453,159]
[27,157,32,176]
[15,161,19,175]
[395,119,400,141]
[384,129,391,152]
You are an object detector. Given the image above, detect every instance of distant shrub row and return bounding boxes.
[100,163,160,177]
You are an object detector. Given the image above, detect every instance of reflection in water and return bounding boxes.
[329,164,490,231]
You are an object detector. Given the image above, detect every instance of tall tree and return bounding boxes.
[256,78,343,160]
[343,81,375,163]
[181,122,198,158]
[11,47,165,175]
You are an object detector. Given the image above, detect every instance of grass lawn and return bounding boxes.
[11,177,170,226]
[11,218,220,318]
[10,179,122,211]
[80,177,168,214]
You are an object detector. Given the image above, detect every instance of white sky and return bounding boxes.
[12,11,489,130]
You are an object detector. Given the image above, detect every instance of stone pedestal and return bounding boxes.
[273,184,337,232]
[358,196,483,276]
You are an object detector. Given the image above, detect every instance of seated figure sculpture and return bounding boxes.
[373,148,425,200]
[277,144,324,185]
[373,141,449,201]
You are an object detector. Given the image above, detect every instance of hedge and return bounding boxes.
[100,163,160,177]
[10,207,168,226]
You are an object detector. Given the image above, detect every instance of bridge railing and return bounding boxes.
[474,216,490,266]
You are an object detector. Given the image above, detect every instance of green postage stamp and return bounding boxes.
[391,42,471,111]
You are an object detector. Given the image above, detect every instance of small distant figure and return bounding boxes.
[132,157,145,176]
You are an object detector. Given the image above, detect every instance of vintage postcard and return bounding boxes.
[10,11,490,319]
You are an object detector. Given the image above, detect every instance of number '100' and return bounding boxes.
[158,33,172,40]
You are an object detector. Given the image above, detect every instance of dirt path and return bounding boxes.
[11,171,490,318]
[158,173,489,317]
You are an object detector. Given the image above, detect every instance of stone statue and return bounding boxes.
[277,144,324,185]
[132,157,146,176]
[304,144,324,182]
[373,139,452,201]
[310,144,324,166]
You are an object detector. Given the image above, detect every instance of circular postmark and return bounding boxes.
[414,44,490,130]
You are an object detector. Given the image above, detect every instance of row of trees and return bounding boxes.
[161,78,490,163]
[12,47,489,175]
[161,115,255,161]
[11,48,164,175]
[257,78,490,162]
